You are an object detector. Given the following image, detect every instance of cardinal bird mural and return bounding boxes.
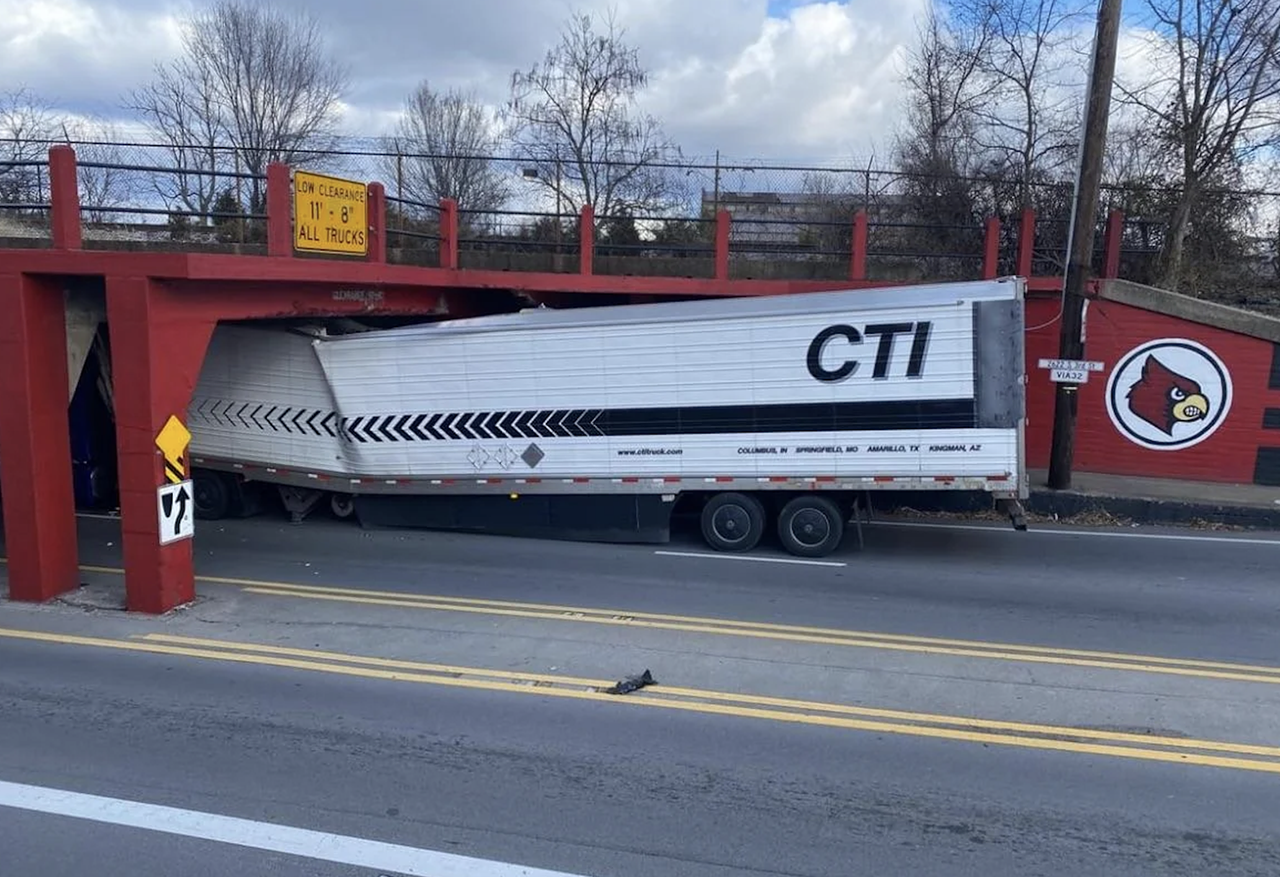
[1125,355,1211,435]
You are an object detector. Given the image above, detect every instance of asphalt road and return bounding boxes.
[1,511,1279,876]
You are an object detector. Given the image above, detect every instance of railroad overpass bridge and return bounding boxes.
[1,145,1276,614]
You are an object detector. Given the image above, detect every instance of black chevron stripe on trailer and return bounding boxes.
[326,400,978,443]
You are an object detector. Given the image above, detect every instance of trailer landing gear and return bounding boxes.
[998,497,1029,531]
[279,486,324,524]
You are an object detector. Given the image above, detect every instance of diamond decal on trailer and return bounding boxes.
[494,445,518,470]
[467,444,491,470]
[521,443,545,468]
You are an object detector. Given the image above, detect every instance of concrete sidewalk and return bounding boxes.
[878,470,1280,531]
[1022,470,1280,530]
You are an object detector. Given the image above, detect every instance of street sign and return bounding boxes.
[1050,367,1091,384]
[293,169,368,256]
[157,480,195,545]
[155,415,191,485]
[1037,358,1104,372]
[1038,357,1104,385]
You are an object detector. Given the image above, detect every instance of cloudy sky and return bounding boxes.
[1,0,1163,164]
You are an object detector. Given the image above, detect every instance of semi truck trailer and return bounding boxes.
[183,276,1029,557]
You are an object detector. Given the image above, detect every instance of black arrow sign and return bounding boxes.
[161,485,190,538]
[173,484,189,536]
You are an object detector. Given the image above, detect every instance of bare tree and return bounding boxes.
[125,59,224,221]
[894,3,994,183]
[125,0,348,211]
[60,117,135,224]
[0,87,59,206]
[971,0,1089,205]
[502,8,681,217]
[379,81,510,216]
[891,3,996,276]
[1116,0,1280,290]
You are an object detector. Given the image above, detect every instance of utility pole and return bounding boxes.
[1046,0,1123,490]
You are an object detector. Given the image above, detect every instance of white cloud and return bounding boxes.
[0,0,183,116]
[0,0,928,164]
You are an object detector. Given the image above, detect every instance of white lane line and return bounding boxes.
[0,778,591,877]
[871,520,1280,546]
[654,550,846,567]
[74,512,120,521]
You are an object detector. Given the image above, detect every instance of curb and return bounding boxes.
[1024,489,1280,530]
[870,488,1280,531]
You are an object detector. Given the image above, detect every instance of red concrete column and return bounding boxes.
[0,273,80,602]
[48,145,82,250]
[266,163,292,258]
[715,209,731,281]
[366,182,386,263]
[579,204,594,275]
[1016,208,1036,277]
[850,211,868,281]
[982,216,1001,279]
[105,276,216,614]
[1101,209,1124,279]
[439,199,459,269]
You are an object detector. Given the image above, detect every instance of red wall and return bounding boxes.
[1023,294,1280,486]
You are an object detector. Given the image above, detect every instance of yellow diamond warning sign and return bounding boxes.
[155,415,191,485]
[293,169,368,256]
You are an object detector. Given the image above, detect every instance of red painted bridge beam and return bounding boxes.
[106,276,216,613]
[0,273,80,603]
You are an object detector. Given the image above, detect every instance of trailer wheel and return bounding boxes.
[777,496,844,558]
[329,492,356,520]
[192,470,231,521]
[700,492,766,553]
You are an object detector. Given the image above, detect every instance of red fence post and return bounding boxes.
[1102,208,1124,279]
[48,145,81,250]
[366,182,386,264]
[982,216,1001,279]
[715,209,731,281]
[850,210,868,281]
[1016,207,1036,277]
[579,203,594,275]
[266,163,292,257]
[439,198,459,269]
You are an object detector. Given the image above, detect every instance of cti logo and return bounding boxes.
[1104,338,1233,451]
[806,321,933,382]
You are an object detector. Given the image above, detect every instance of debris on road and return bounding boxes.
[603,669,656,695]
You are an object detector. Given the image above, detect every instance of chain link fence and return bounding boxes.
[1,136,1278,302]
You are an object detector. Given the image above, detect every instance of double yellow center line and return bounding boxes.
[201,575,1280,687]
[4,625,1280,776]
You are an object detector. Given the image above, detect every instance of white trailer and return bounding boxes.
[186,277,1029,557]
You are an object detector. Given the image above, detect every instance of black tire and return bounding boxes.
[776,495,845,558]
[192,470,232,520]
[329,492,356,519]
[700,492,766,553]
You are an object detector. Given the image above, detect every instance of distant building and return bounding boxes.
[702,190,907,248]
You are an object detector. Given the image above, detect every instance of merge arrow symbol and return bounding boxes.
[174,484,190,536]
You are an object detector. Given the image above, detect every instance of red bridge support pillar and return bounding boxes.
[0,273,80,602]
[106,276,216,613]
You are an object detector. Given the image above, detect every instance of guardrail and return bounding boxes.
[7,144,1146,288]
